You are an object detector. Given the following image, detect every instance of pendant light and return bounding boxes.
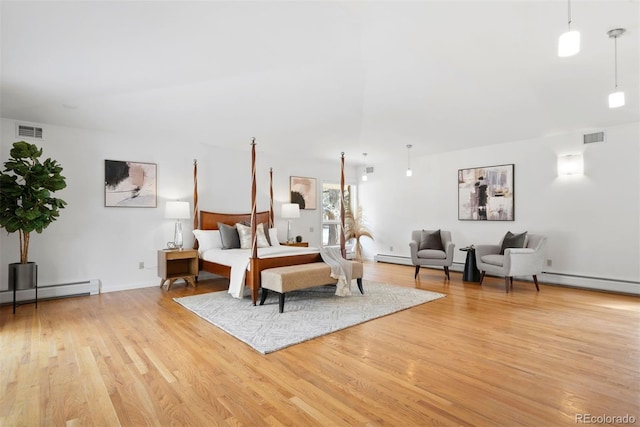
[607,28,626,109]
[558,0,580,57]
[406,145,413,177]
[361,153,368,181]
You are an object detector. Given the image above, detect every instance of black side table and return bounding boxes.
[460,246,481,282]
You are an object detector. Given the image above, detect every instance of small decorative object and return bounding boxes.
[104,160,157,207]
[458,164,514,221]
[0,141,67,295]
[296,235,302,243]
[290,176,317,210]
[166,242,176,249]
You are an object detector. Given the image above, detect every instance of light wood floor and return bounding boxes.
[1,262,638,426]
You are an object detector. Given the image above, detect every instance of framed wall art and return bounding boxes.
[290,176,317,210]
[458,164,514,221]
[104,160,157,207]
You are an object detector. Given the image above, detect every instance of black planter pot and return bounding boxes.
[9,262,38,290]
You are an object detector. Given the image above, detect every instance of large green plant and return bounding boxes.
[0,141,67,264]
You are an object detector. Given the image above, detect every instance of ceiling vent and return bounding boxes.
[16,123,44,140]
[583,131,605,144]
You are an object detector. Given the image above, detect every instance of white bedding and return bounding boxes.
[201,246,320,298]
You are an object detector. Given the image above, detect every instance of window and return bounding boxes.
[321,182,352,246]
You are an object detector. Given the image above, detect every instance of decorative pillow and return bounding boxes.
[268,228,280,246]
[192,229,222,253]
[419,229,443,251]
[500,231,528,254]
[218,223,240,249]
[236,222,270,249]
[261,223,272,246]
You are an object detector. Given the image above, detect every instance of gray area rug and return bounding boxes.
[174,280,445,354]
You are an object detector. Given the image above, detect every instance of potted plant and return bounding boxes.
[0,141,67,290]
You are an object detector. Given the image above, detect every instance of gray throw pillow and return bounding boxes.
[419,229,443,251]
[500,231,527,254]
[218,223,240,249]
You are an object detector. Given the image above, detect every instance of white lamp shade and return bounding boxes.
[406,168,413,177]
[558,30,580,57]
[558,31,580,58]
[362,173,368,182]
[281,203,300,219]
[557,154,584,176]
[608,91,625,108]
[165,201,190,219]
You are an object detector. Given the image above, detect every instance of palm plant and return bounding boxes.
[344,205,373,262]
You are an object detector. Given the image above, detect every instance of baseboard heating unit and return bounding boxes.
[374,254,465,272]
[0,279,100,305]
[374,254,638,295]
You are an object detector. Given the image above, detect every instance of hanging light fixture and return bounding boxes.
[361,153,368,181]
[558,0,580,57]
[607,28,626,109]
[406,145,413,177]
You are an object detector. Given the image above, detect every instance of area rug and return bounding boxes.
[174,280,445,354]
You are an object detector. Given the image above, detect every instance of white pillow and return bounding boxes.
[268,228,280,246]
[192,229,222,253]
[236,223,270,249]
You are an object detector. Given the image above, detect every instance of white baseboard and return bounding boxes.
[99,271,222,293]
[101,280,158,293]
[374,254,639,295]
[0,279,100,304]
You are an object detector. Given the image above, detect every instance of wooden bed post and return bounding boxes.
[269,167,274,228]
[340,152,346,259]
[249,139,260,305]
[193,159,198,231]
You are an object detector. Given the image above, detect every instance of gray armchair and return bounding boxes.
[409,230,455,279]
[475,233,546,293]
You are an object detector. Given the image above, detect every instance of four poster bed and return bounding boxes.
[192,141,348,305]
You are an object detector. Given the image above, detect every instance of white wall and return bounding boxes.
[358,122,640,291]
[2,118,638,293]
[0,119,355,293]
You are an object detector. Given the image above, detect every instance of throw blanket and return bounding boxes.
[320,246,352,296]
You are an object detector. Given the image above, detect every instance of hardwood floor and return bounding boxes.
[1,262,638,426]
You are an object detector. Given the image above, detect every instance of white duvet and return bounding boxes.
[201,246,320,298]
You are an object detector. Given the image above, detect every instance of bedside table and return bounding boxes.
[158,249,198,290]
[280,242,309,247]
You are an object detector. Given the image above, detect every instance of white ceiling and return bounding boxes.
[1,1,638,165]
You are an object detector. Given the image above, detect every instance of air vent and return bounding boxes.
[583,131,605,144]
[365,166,374,173]
[16,124,44,140]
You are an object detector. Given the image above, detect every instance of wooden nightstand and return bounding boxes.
[158,249,198,290]
[280,242,309,247]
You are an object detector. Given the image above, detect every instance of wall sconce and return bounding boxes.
[557,154,584,176]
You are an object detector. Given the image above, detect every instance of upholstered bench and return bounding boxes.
[260,262,364,313]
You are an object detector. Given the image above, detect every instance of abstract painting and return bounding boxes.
[458,164,514,221]
[290,176,317,210]
[104,160,157,207]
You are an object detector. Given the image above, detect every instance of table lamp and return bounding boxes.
[281,203,300,243]
[165,201,190,249]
